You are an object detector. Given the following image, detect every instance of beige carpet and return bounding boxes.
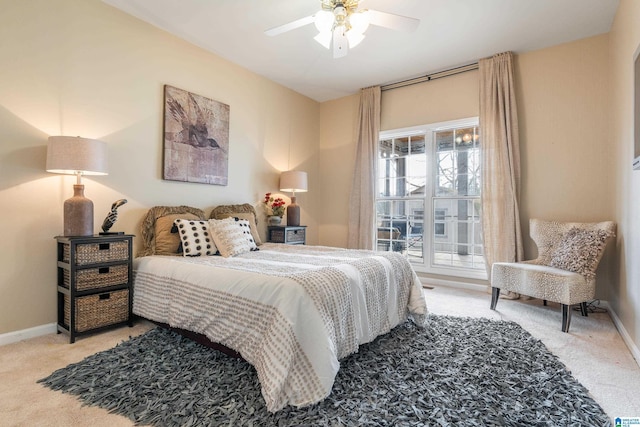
[1,285,638,426]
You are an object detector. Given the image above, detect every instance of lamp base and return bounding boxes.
[64,184,94,236]
[287,196,301,226]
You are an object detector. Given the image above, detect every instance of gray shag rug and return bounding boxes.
[38,315,611,426]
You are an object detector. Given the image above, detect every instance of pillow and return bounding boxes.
[155,213,201,255]
[208,217,256,257]
[174,219,218,257]
[138,205,205,257]
[232,217,259,250]
[549,227,613,279]
[210,204,262,246]
[213,211,262,246]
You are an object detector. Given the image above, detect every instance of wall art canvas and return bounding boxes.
[163,85,229,185]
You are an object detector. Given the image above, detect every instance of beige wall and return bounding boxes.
[609,0,640,353]
[516,34,615,299]
[0,0,319,334]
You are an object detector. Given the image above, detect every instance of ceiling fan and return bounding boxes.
[265,0,420,59]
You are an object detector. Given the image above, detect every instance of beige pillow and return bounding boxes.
[213,211,262,246]
[209,218,256,257]
[155,213,200,255]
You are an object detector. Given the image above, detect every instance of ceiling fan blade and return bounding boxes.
[367,10,420,33]
[333,27,348,58]
[265,15,315,36]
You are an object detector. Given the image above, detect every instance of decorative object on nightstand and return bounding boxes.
[279,171,308,226]
[100,199,128,235]
[263,192,286,225]
[268,225,306,245]
[55,234,134,343]
[46,136,108,236]
[268,215,282,226]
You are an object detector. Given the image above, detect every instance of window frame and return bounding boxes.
[378,117,487,280]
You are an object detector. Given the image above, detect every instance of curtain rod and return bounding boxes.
[380,62,479,92]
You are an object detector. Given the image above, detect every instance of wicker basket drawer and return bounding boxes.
[63,240,129,266]
[270,229,285,243]
[64,289,129,333]
[63,264,128,291]
[286,229,305,243]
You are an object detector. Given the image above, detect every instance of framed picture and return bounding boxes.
[163,85,230,184]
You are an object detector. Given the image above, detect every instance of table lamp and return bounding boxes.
[280,170,308,226]
[46,136,108,236]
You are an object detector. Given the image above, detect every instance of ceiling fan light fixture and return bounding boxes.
[266,1,420,59]
[346,30,365,48]
[349,10,370,34]
[314,10,335,33]
[314,31,332,49]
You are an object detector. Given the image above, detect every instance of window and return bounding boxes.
[376,118,485,279]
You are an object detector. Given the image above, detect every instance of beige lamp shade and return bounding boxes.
[46,136,108,176]
[279,171,308,194]
[46,135,108,237]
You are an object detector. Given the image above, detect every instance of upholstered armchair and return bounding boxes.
[490,219,615,332]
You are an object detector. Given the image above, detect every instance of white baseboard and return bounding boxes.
[602,301,640,367]
[419,276,487,292]
[0,323,57,347]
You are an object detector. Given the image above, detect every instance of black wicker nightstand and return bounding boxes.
[267,226,306,245]
[55,234,134,343]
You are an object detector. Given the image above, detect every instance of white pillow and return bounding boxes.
[208,217,257,257]
[174,219,218,257]
[234,217,259,250]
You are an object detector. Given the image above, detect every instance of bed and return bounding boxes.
[132,205,428,412]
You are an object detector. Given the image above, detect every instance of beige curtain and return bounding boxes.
[347,86,381,249]
[479,52,524,295]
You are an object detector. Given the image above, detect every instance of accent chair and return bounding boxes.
[490,218,616,333]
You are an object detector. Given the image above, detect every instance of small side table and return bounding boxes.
[268,226,306,245]
[55,234,134,343]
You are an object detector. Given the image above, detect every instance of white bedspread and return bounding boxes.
[133,243,427,412]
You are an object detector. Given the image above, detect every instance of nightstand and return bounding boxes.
[55,234,134,343]
[268,225,306,245]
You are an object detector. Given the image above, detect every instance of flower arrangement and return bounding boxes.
[263,192,286,217]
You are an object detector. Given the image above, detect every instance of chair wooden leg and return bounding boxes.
[580,302,588,317]
[561,304,572,333]
[543,300,547,306]
[490,287,500,310]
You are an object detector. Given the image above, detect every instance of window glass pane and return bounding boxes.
[435,126,481,197]
[410,135,426,155]
[378,159,390,180]
[395,137,409,156]
[435,150,455,196]
[379,139,393,158]
[407,153,426,182]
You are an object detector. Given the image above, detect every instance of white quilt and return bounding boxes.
[133,243,427,412]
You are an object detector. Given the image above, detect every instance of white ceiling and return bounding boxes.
[102,0,619,102]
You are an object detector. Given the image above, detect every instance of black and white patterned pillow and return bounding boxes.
[174,219,217,257]
[549,227,613,279]
[232,217,258,251]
